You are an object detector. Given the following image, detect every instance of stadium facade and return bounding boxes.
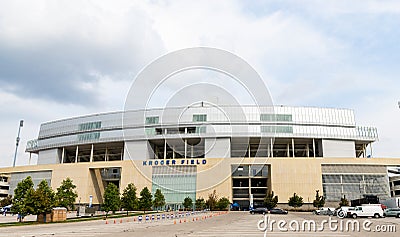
[1,104,399,210]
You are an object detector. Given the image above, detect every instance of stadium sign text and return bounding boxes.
[142,159,207,166]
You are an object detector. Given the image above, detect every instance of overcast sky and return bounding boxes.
[1,0,399,167]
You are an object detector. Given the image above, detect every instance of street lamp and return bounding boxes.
[12,120,24,167]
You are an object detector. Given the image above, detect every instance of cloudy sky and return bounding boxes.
[1,0,399,167]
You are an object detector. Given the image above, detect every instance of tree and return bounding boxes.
[102,183,121,217]
[288,193,304,209]
[216,197,230,210]
[195,198,206,210]
[264,191,278,209]
[0,195,12,207]
[153,189,166,211]
[12,176,34,222]
[121,183,138,215]
[312,190,325,208]
[138,187,152,213]
[183,196,193,210]
[339,196,349,207]
[55,178,78,210]
[206,190,218,211]
[28,180,55,217]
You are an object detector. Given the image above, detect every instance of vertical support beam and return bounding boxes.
[105,147,108,161]
[267,142,270,158]
[270,138,274,158]
[191,146,194,158]
[184,139,187,159]
[248,145,251,158]
[287,143,290,157]
[90,144,94,162]
[306,143,309,158]
[369,143,373,158]
[29,152,32,165]
[164,139,167,159]
[75,145,79,163]
[173,145,175,159]
[121,147,123,160]
[313,138,315,158]
[363,144,366,158]
[291,138,295,158]
[61,147,65,164]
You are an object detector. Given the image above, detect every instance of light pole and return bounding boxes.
[12,120,24,167]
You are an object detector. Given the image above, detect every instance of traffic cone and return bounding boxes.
[174,220,176,224]
[105,220,108,224]
[120,219,123,223]
[179,219,182,223]
[114,219,116,224]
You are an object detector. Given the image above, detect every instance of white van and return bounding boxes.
[348,205,383,218]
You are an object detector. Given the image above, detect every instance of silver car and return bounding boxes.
[383,208,400,218]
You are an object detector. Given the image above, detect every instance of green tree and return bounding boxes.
[121,183,138,215]
[206,190,218,211]
[216,197,230,210]
[0,195,12,207]
[195,198,206,210]
[288,193,304,209]
[28,180,55,217]
[153,189,166,211]
[55,178,78,210]
[183,196,193,210]
[339,196,350,207]
[264,191,278,209]
[102,183,121,217]
[312,190,325,208]
[12,176,34,222]
[138,187,152,213]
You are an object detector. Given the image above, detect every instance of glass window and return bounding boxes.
[145,116,159,124]
[193,114,207,122]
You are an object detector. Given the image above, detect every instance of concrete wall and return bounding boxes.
[38,148,61,165]
[322,139,355,158]
[124,140,152,160]
[205,138,231,158]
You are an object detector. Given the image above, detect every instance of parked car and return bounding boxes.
[347,205,383,218]
[269,208,288,214]
[250,207,268,215]
[383,208,400,218]
[314,207,335,215]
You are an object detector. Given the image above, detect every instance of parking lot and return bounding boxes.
[0,211,398,237]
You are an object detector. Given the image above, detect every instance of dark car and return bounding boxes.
[269,208,288,214]
[250,207,268,215]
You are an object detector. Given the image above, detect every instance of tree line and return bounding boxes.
[11,176,78,222]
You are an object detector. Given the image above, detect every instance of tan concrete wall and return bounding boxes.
[0,157,399,205]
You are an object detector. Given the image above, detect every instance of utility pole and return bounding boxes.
[13,120,24,167]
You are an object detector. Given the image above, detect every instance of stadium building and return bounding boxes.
[1,104,399,210]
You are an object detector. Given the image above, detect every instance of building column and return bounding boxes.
[369,143,373,158]
[306,143,309,158]
[312,139,316,158]
[270,138,274,158]
[184,139,187,159]
[61,147,65,164]
[75,145,79,163]
[164,139,167,159]
[90,144,94,162]
[287,143,290,157]
[105,147,108,161]
[291,138,295,158]
[173,145,175,159]
[248,145,251,158]
[267,142,270,158]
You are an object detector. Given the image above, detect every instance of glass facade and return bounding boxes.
[322,165,390,201]
[152,166,197,208]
